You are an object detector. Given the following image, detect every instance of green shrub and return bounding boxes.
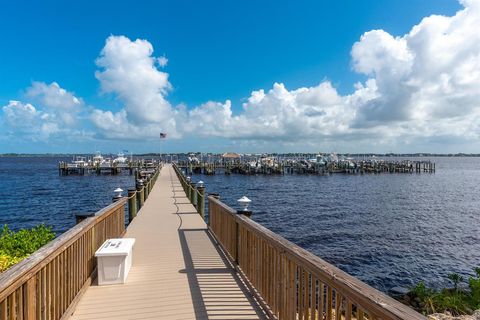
[448,273,464,291]
[0,254,23,272]
[0,224,55,272]
[407,268,480,316]
[468,268,480,310]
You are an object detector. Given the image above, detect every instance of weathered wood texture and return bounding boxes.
[0,199,127,320]
[207,196,427,320]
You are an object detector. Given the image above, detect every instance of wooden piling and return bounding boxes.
[197,186,205,220]
[145,178,150,199]
[137,182,145,209]
[128,188,137,223]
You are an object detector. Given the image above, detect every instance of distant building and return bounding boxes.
[222,152,241,163]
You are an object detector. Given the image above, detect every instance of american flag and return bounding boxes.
[160,132,167,139]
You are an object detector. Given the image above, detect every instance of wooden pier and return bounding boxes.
[58,160,159,176]
[0,164,426,320]
[178,159,436,176]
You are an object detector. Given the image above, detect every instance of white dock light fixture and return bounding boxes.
[114,188,123,198]
[112,188,124,203]
[187,176,191,182]
[237,196,252,212]
[197,180,204,188]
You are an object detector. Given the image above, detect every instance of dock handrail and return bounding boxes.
[207,196,425,320]
[0,198,127,319]
[0,164,162,319]
[171,162,424,319]
[172,163,206,218]
[126,164,162,222]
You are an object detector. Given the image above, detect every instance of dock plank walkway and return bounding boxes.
[70,164,266,320]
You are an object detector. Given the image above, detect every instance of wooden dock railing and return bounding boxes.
[172,162,426,319]
[127,165,161,222]
[173,163,205,219]
[207,197,426,320]
[0,164,162,320]
[0,199,126,320]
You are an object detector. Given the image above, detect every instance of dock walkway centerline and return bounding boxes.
[70,164,266,320]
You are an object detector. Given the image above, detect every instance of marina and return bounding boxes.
[176,153,436,175]
[58,153,160,176]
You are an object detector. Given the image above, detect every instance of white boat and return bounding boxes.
[100,158,113,168]
[92,152,105,165]
[113,153,129,168]
[188,155,200,164]
[67,156,87,168]
[326,153,338,162]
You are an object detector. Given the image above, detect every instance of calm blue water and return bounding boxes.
[0,157,135,234]
[1,156,479,294]
[188,157,480,293]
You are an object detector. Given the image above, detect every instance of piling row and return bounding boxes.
[178,159,436,176]
[58,160,160,176]
[173,163,206,219]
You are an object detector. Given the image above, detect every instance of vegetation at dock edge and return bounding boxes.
[0,224,55,272]
[401,269,480,316]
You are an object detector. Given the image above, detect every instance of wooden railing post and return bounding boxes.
[147,177,151,197]
[137,181,145,209]
[187,181,192,201]
[128,188,137,223]
[197,186,205,220]
[193,187,198,207]
[144,178,149,199]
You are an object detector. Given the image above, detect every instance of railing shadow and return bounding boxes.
[178,228,267,320]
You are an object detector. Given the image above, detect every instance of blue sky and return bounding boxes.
[3,0,479,154]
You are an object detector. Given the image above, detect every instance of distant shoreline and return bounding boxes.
[1,153,480,158]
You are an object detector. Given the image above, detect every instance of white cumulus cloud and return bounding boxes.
[92,35,178,139]
[1,82,86,140]
[88,0,480,151]
[4,0,480,152]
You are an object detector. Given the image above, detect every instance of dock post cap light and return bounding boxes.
[237,196,251,211]
[137,179,143,186]
[114,188,123,198]
[197,180,204,188]
[187,176,191,182]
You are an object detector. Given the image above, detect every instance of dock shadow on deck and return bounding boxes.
[178,228,266,320]
[69,165,266,320]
